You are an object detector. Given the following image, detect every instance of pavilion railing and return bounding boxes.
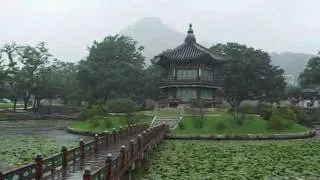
[0,123,149,180]
[158,78,223,87]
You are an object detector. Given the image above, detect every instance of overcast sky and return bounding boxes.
[1,0,320,62]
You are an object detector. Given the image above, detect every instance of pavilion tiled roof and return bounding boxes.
[152,24,226,63]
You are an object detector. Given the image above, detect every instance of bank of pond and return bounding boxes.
[71,113,310,136]
[0,109,315,174]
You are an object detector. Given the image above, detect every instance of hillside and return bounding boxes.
[120,17,185,65]
[270,52,313,79]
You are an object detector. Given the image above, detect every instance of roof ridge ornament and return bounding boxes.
[185,23,196,44]
[188,23,193,34]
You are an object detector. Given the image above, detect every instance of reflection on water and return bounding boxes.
[0,120,92,171]
[0,120,90,142]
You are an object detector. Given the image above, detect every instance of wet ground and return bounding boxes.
[0,120,91,172]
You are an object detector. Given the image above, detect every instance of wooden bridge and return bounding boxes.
[0,123,169,180]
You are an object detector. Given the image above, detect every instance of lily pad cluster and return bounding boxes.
[0,136,76,171]
[135,140,320,179]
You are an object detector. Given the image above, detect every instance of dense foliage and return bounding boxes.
[268,107,296,130]
[0,42,79,111]
[135,140,320,179]
[210,43,286,113]
[299,56,320,87]
[77,35,146,104]
[106,98,137,113]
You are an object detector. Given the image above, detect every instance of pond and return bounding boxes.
[135,140,320,179]
[0,120,91,172]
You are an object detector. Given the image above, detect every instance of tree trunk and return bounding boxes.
[33,96,37,112]
[23,92,30,110]
[232,101,241,121]
[49,98,52,114]
[13,99,17,112]
[36,98,41,112]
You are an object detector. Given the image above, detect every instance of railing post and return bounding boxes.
[125,125,129,137]
[61,146,68,168]
[120,145,126,168]
[106,153,113,179]
[130,124,134,135]
[80,138,85,158]
[119,126,123,139]
[142,130,147,144]
[142,131,148,160]
[94,134,99,153]
[83,167,91,180]
[133,124,137,134]
[112,128,116,143]
[0,172,4,180]
[35,154,43,180]
[137,134,142,151]
[130,139,135,160]
[104,131,109,147]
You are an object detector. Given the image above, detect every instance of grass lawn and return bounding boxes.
[174,114,309,135]
[135,140,320,179]
[71,115,153,133]
[0,103,23,109]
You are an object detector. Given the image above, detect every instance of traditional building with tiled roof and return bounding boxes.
[152,24,227,107]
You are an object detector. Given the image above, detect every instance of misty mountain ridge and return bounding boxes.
[120,17,185,64]
[269,52,313,79]
[120,17,314,77]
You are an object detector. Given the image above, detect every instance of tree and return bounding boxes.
[46,60,81,105]
[143,64,164,100]
[78,35,145,104]
[299,56,320,88]
[0,42,22,111]
[20,42,52,111]
[0,56,6,94]
[210,43,285,117]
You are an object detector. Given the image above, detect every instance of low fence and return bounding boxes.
[83,123,169,180]
[0,123,149,180]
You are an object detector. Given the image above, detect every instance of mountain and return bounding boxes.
[270,52,313,79]
[120,17,185,65]
[120,17,314,76]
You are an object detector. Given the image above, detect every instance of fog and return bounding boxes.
[1,0,319,62]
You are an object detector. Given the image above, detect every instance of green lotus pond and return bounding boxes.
[135,140,320,179]
[0,136,77,171]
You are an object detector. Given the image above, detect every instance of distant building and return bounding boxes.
[283,75,296,87]
[152,24,227,108]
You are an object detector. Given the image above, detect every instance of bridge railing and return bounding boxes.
[0,123,149,180]
[83,123,169,180]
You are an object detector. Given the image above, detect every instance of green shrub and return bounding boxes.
[124,113,142,125]
[258,103,273,120]
[289,105,309,124]
[86,104,105,119]
[239,104,255,114]
[215,121,227,131]
[191,115,205,129]
[232,113,245,126]
[107,98,136,113]
[178,122,185,130]
[89,118,100,128]
[268,107,295,130]
[102,117,112,128]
